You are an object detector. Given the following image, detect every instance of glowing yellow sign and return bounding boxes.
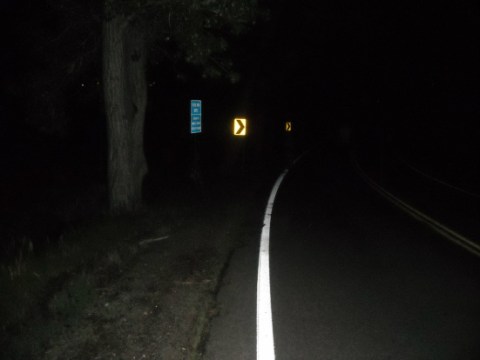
[285,121,292,132]
[234,118,247,136]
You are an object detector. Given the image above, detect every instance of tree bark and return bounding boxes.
[103,15,148,214]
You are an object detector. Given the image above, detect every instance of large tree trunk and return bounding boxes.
[103,14,148,214]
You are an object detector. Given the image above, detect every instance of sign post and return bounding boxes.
[190,100,202,188]
[232,117,247,174]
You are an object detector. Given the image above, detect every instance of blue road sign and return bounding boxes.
[191,100,202,134]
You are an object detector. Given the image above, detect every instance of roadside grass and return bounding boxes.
[0,204,178,360]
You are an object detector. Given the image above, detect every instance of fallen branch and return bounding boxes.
[139,235,170,246]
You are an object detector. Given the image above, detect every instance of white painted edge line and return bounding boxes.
[256,169,287,360]
[257,151,309,360]
[354,158,480,258]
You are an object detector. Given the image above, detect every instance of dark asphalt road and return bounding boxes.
[205,148,480,359]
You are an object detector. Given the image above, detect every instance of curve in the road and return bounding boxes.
[354,158,480,258]
[257,150,310,360]
[394,154,480,199]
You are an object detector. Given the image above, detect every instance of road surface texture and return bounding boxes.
[204,148,480,359]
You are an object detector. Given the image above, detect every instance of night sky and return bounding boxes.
[265,2,479,119]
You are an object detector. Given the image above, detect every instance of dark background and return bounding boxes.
[1,0,479,258]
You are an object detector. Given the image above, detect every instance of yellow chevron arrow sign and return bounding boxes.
[233,118,247,136]
[285,121,292,132]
